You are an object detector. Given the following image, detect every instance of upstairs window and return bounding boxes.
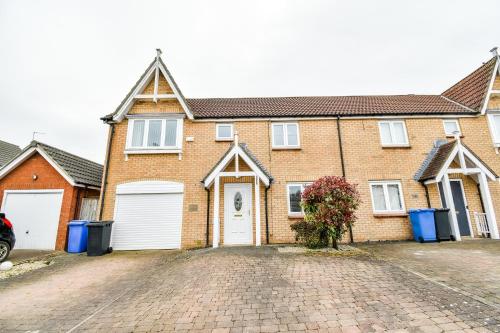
[272,123,300,148]
[216,123,234,141]
[369,181,405,213]
[127,118,182,151]
[488,114,500,145]
[378,120,409,147]
[443,119,461,137]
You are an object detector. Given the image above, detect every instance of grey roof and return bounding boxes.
[416,140,498,182]
[202,143,273,185]
[0,140,21,167]
[414,140,448,181]
[4,141,103,188]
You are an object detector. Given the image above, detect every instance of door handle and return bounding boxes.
[26,230,29,234]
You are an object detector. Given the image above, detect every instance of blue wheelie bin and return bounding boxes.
[408,209,437,243]
[67,220,89,253]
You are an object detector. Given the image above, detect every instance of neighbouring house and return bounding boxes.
[0,141,102,250]
[98,48,500,250]
[0,140,21,168]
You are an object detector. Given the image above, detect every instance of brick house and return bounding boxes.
[98,49,500,250]
[0,141,102,250]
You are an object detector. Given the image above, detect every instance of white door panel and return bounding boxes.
[112,192,183,250]
[1,190,64,249]
[224,183,252,245]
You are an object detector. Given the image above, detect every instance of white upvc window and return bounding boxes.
[272,123,300,148]
[443,119,461,137]
[287,183,310,215]
[369,181,405,214]
[488,113,500,146]
[378,120,409,147]
[126,118,183,152]
[215,123,234,141]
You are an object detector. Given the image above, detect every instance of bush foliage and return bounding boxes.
[290,176,360,249]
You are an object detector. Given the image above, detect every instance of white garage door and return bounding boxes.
[1,190,64,249]
[111,181,184,250]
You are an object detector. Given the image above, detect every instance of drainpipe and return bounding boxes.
[98,123,115,220]
[205,187,211,247]
[265,186,270,244]
[423,183,431,208]
[477,184,486,213]
[336,116,353,243]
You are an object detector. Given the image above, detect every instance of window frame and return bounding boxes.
[272,122,300,149]
[215,123,234,141]
[286,183,311,216]
[487,113,500,146]
[369,180,406,214]
[125,117,183,153]
[378,120,410,147]
[442,119,461,137]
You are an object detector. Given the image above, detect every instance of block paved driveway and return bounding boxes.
[1,242,500,333]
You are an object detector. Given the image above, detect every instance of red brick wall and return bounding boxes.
[0,152,99,250]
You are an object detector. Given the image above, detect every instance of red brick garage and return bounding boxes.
[0,141,102,250]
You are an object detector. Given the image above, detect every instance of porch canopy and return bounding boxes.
[416,138,499,240]
[202,135,273,248]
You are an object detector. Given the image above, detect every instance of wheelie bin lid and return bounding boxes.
[87,220,114,227]
[408,208,435,213]
[69,220,89,226]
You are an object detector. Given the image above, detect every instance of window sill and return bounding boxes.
[272,146,301,151]
[381,145,411,149]
[373,212,408,218]
[124,149,182,155]
[215,138,234,142]
[288,214,305,219]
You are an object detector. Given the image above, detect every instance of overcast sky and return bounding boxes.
[1,0,499,163]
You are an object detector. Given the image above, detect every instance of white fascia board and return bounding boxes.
[36,147,77,186]
[203,146,238,188]
[114,65,156,122]
[0,147,37,180]
[461,146,497,181]
[0,146,77,186]
[193,114,480,123]
[158,64,194,120]
[235,146,270,187]
[481,58,499,115]
[434,145,459,183]
[203,146,271,188]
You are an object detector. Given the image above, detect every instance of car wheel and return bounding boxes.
[0,241,10,262]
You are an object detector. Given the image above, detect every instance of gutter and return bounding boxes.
[98,123,115,220]
[337,116,354,243]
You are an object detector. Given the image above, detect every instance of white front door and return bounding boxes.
[1,190,64,249]
[224,183,252,245]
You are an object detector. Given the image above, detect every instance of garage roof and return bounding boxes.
[0,141,103,188]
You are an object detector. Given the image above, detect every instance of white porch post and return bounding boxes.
[255,176,261,246]
[441,174,462,241]
[478,172,499,239]
[213,175,220,248]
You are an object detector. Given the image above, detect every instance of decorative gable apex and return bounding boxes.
[104,49,193,122]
